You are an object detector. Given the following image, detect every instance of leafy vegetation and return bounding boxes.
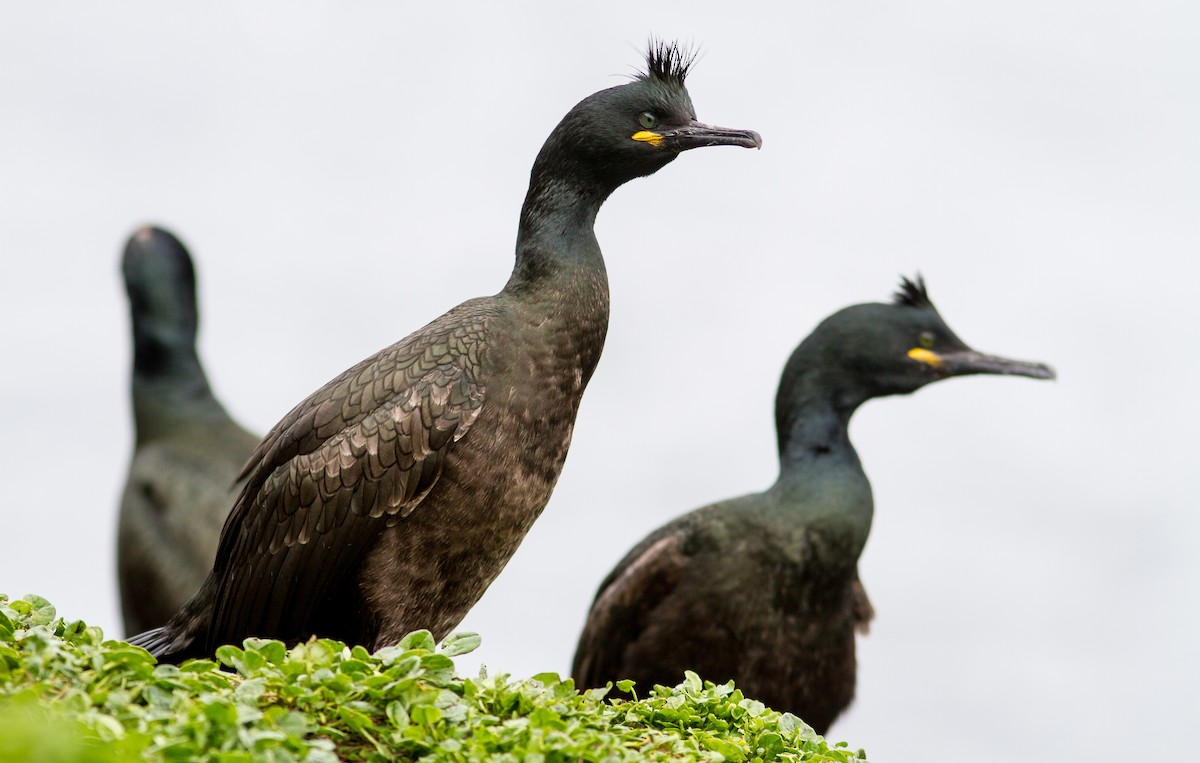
[0,594,866,762]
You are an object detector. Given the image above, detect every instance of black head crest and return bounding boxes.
[892,274,935,310]
[639,38,696,86]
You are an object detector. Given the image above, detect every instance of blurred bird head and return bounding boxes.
[122,225,202,378]
[780,275,1055,413]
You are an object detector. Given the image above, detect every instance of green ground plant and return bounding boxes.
[0,594,866,762]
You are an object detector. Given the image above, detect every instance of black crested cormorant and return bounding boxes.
[571,276,1054,734]
[118,226,260,635]
[129,41,761,662]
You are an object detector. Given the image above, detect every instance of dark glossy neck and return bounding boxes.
[775,370,868,475]
[130,330,225,442]
[505,151,614,291]
[767,366,876,551]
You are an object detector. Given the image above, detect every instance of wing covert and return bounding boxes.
[203,319,489,649]
[572,529,688,688]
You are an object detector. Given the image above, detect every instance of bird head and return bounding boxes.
[122,226,202,375]
[789,275,1056,406]
[123,226,198,334]
[532,40,761,195]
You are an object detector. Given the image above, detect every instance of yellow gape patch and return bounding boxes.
[631,131,664,147]
[907,347,943,368]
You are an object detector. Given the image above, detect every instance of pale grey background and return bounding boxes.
[1,2,1196,760]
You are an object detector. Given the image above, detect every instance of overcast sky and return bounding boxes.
[1,2,1196,761]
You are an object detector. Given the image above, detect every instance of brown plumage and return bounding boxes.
[572,277,1054,733]
[129,41,761,662]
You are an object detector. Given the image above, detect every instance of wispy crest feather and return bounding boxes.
[892,274,935,309]
[639,38,696,86]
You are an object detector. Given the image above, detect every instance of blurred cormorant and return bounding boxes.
[118,226,260,635]
[130,41,761,662]
[571,276,1054,734]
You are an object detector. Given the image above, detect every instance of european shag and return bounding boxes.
[570,276,1054,734]
[117,226,260,635]
[129,42,761,662]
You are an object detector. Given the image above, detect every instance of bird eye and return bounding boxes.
[638,112,658,129]
[919,332,935,349]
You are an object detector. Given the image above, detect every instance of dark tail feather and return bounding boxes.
[126,625,171,655]
[126,622,208,664]
[126,580,215,664]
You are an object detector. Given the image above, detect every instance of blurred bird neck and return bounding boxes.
[771,386,874,545]
[131,343,226,443]
[775,376,866,474]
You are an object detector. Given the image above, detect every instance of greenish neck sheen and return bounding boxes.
[775,370,868,474]
[765,369,874,546]
[506,168,608,291]
[131,328,229,444]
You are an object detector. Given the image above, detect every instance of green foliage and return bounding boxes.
[0,595,867,762]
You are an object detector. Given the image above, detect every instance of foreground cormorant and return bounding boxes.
[571,276,1054,734]
[118,226,260,635]
[130,42,761,662]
